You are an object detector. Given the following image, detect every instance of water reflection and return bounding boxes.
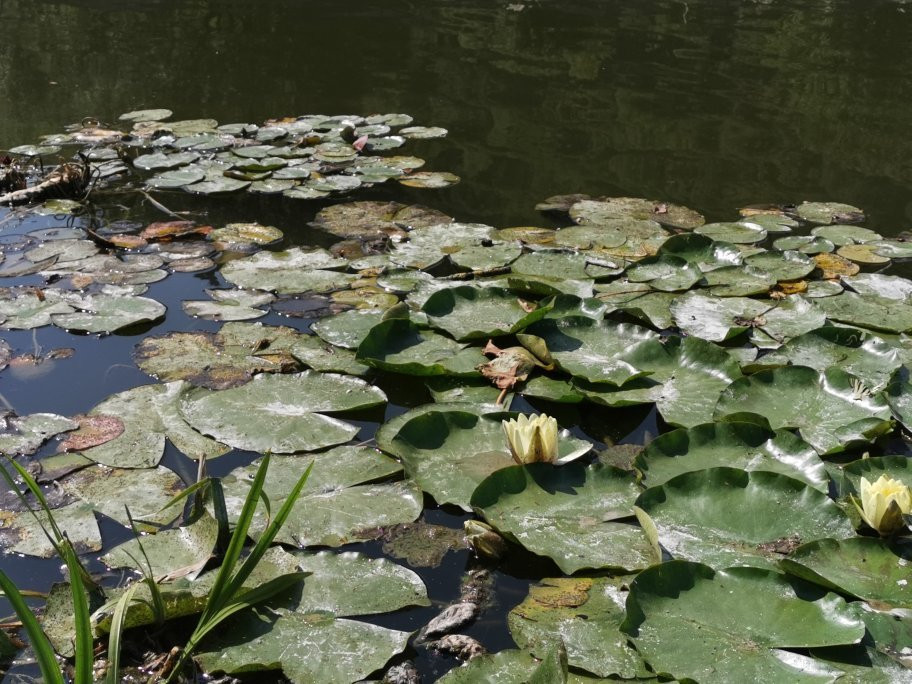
[1,0,911,229]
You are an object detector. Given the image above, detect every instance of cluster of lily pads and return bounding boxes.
[7,136,912,680]
[3,108,457,202]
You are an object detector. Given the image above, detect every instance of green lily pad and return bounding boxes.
[773,235,836,254]
[356,318,485,376]
[577,336,742,428]
[383,409,591,509]
[179,371,385,453]
[524,316,659,385]
[636,468,854,569]
[841,273,912,302]
[61,464,183,527]
[312,309,384,349]
[695,222,767,244]
[512,252,605,281]
[471,463,654,573]
[594,282,676,329]
[182,289,274,321]
[508,577,643,678]
[622,561,864,683]
[812,224,882,245]
[134,151,199,171]
[782,537,912,607]
[309,201,452,239]
[399,171,460,188]
[701,264,777,297]
[744,249,816,281]
[51,294,165,333]
[651,232,742,271]
[872,240,912,259]
[79,381,229,467]
[9,144,62,156]
[636,421,827,491]
[437,649,564,683]
[715,366,892,454]
[185,176,250,194]
[221,447,420,547]
[426,376,511,410]
[795,201,865,225]
[286,333,370,377]
[0,502,100,557]
[221,248,352,294]
[814,291,912,334]
[196,610,410,683]
[748,327,901,389]
[146,166,207,188]
[119,108,173,123]
[568,197,705,230]
[449,243,523,271]
[422,286,551,341]
[0,413,77,455]
[625,254,702,292]
[134,321,302,389]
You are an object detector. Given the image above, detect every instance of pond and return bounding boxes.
[2,0,912,681]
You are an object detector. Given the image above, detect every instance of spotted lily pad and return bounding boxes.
[309,201,452,239]
[715,366,892,454]
[508,577,644,678]
[179,371,386,453]
[622,561,864,683]
[0,413,77,455]
[79,381,229,467]
[221,248,352,294]
[795,201,865,225]
[568,197,705,230]
[134,321,301,389]
[0,502,100,557]
[470,463,654,573]
[636,468,854,569]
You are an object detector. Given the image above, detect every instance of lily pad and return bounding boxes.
[356,318,485,376]
[795,201,865,225]
[715,366,892,454]
[180,371,384,453]
[422,286,551,341]
[636,467,854,569]
[508,577,643,678]
[695,222,767,244]
[79,381,229,467]
[309,201,451,239]
[636,421,827,491]
[622,561,864,683]
[134,321,301,389]
[470,463,655,573]
[0,502,100,557]
[0,413,77,455]
[399,171,460,188]
[220,447,420,547]
[383,409,592,509]
[134,151,199,171]
[51,294,165,333]
[221,248,352,294]
[815,291,912,333]
[312,309,384,349]
[782,537,912,607]
[568,197,704,230]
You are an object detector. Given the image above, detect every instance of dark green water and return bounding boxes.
[2,0,912,680]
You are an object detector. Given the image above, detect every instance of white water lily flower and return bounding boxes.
[502,413,558,465]
[856,475,912,536]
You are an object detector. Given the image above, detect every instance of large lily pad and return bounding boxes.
[568,197,704,230]
[220,248,351,294]
[0,413,77,455]
[0,502,100,558]
[356,318,485,376]
[715,366,892,454]
[748,327,901,389]
[78,382,229,467]
[196,610,410,683]
[133,322,302,389]
[635,468,854,569]
[622,561,864,683]
[636,421,827,491]
[470,463,655,573]
[578,335,743,428]
[220,447,421,547]
[179,371,385,453]
[0,289,75,329]
[382,409,592,509]
[814,291,912,334]
[51,294,166,333]
[309,201,451,238]
[524,317,659,385]
[508,577,643,678]
[422,286,551,341]
[781,537,912,607]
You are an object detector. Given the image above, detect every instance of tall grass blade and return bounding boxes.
[105,583,140,684]
[62,541,94,684]
[0,570,64,684]
[123,507,165,624]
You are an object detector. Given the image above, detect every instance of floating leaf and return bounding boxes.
[568,197,704,230]
[715,366,892,454]
[471,463,653,573]
[636,468,853,569]
[134,151,199,171]
[399,171,460,188]
[0,413,77,455]
[422,286,551,341]
[795,201,865,225]
[622,561,864,682]
[782,537,912,607]
[636,421,827,491]
[51,294,165,333]
[383,410,591,509]
[0,502,100,557]
[509,577,643,678]
[356,318,485,376]
[180,371,384,453]
[815,291,912,333]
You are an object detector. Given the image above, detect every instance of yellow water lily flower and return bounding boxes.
[856,475,912,536]
[502,413,558,465]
